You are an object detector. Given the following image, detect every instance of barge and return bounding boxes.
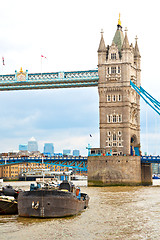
[18,180,89,218]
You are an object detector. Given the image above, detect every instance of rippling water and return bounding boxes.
[1,181,160,240]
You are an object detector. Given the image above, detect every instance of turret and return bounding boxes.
[98,29,106,65]
[121,28,132,62]
[134,36,141,70]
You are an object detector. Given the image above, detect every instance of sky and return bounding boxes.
[0,0,160,155]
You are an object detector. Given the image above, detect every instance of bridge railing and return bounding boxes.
[0,156,88,171]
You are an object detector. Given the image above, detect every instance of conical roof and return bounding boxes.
[112,15,124,56]
[98,30,106,52]
[134,36,141,57]
[112,25,124,53]
[122,29,130,50]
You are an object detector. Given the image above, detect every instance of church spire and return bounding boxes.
[98,29,106,52]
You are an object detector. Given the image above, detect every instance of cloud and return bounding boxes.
[0,0,159,155]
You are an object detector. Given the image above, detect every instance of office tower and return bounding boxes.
[44,143,54,156]
[28,137,38,152]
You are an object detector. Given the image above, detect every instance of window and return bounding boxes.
[111,67,116,74]
[118,95,121,101]
[108,131,111,136]
[118,137,121,141]
[119,143,122,146]
[119,115,122,122]
[107,95,111,102]
[118,66,120,73]
[113,115,116,122]
[112,95,116,102]
[113,134,116,141]
[108,116,111,123]
[113,142,117,146]
[118,131,122,136]
[111,53,116,59]
[108,67,110,74]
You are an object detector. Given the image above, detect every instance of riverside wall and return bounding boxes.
[88,155,152,186]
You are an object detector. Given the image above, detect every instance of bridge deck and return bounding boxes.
[0,156,88,171]
[0,70,99,91]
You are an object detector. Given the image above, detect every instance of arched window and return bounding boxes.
[107,95,111,102]
[119,115,122,122]
[113,134,116,141]
[112,95,116,102]
[113,115,116,122]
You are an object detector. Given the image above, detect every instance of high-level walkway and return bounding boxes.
[0,69,99,91]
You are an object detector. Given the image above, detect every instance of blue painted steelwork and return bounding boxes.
[130,80,160,115]
[0,156,88,171]
[0,70,99,91]
[141,156,160,163]
[0,155,160,171]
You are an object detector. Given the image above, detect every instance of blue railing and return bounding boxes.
[0,156,88,171]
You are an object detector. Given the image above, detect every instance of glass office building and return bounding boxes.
[28,137,38,152]
[44,143,54,156]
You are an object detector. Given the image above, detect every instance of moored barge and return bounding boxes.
[18,180,89,218]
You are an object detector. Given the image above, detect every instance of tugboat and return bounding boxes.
[18,180,89,218]
[0,185,19,214]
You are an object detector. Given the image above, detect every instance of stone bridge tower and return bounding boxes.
[88,16,152,186]
[98,15,141,156]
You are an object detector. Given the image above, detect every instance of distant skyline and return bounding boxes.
[0,1,160,155]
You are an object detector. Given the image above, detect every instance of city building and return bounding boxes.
[63,149,71,156]
[152,163,160,175]
[73,150,80,157]
[0,162,68,179]
[43,143,54,156]
[28,137,38,152]
[19,144,28,151]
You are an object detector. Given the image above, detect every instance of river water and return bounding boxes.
[0,181,160,240]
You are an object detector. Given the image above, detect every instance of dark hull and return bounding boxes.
[0,199,18,215]
[18,190,89,218]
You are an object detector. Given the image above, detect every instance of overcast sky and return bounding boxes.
[0,0,159,155]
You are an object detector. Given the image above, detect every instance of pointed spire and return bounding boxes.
[118,13,121,27]
[134,36,141,57]
[122,28,130,50]
[98,29,106,52]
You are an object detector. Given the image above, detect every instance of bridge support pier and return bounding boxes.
[88,156,152,186]
[141,162,152,185]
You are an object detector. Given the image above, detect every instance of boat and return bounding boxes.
[19,169,71,181]
[18,179,89,218]
[0,185,19,214]
[152,175,160,179]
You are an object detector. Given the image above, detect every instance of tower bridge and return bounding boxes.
[0,68,99,90]
[0,15,158,185]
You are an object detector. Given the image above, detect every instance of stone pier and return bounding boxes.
[88,155,152,186]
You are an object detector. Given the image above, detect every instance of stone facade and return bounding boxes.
[88,155,152,186]
[87,17,152,186]
[98,20,141,156]
[88,155,142,186]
